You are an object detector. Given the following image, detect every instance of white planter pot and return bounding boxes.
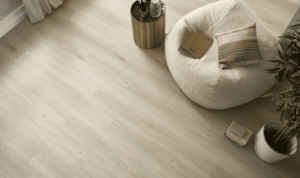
[254,123,298,163]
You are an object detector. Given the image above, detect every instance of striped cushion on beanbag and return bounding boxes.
[215,24,262,69]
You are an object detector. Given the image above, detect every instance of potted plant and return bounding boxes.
[254,20,300,163]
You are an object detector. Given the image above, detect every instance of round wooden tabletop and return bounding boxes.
[131,0,166,49]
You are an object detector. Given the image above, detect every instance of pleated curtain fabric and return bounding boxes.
[22,0,64,23]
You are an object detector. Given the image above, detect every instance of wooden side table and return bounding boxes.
[130,0,166,49]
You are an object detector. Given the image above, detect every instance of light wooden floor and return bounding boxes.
[0,0,299,177]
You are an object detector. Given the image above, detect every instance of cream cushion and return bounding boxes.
[165,0,278,109]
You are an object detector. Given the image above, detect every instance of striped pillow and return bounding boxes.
[215,24,262,69]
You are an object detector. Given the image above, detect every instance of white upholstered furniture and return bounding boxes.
[165,0,279,109]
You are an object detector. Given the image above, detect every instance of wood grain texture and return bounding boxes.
[0,0,299,177]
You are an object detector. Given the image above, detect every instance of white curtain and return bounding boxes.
[22,0,64,23]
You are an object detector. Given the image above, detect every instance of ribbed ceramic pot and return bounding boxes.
[254,123,297,163]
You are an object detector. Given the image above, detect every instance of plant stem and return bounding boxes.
[274,126,289,144]
[274,121,288,138]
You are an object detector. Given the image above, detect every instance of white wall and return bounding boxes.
[0,0,23,21]
[0,2,27,38]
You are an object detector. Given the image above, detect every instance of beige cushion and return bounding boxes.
[215,24,262,69]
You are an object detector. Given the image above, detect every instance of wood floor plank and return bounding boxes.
[0,0,299,178]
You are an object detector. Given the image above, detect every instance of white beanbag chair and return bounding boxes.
[165,0,278,109]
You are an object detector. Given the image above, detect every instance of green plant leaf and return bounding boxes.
[286,72,293,84]
[289,24,300,28]
[265,23,300,132]
[284,50,288,62]
[261,91,281,98]
[292,71,300,78]
[265,67,280,73]
[291,67,299,75]
[294,30,300,36]
[279,114,284,123]
[275,74,280,82]
[269,60,281,63]
[286,42,294,51]
[277,48,284,60]
[294,44,300,51]
[282,129,297,142]
[278,69,286,82]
